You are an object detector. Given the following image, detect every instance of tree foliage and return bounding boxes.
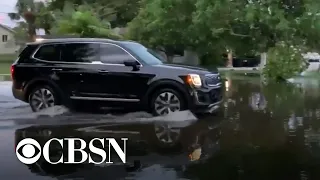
[51,3,122,39]
[127,0,320,78]
[7,0,320,81]
[8,0,54,41]
[263,42,307,81]
[127,0,196,61]
[9,0,140,41]
[47,0,140,27]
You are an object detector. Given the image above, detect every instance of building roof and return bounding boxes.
[0,24,15,33]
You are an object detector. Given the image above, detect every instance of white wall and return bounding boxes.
[0,27,19,54]
[303,52,320,72]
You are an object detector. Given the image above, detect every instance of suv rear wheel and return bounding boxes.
[28,85,59,112]
[150,88,186,116]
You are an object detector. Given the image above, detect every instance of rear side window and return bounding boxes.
[16,45,38,63]
[33,44,62,61]
[62,43,99,63]
[19,45,37,58]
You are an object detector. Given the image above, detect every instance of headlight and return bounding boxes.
[188,147,202,161]
[186,74,202,87]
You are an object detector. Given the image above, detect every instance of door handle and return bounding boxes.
[52,68,63,71]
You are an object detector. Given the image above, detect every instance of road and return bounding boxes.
[0,81,185,122]
[1,78,319,180]
[0,81,202,180]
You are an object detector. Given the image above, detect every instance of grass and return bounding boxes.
[0,64,11,74]
[0,54,17,74]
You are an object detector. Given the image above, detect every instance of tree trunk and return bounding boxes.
[260,52,267,70]
[260,52,267,83]
[227,50,233,67]
[28,23,37,42]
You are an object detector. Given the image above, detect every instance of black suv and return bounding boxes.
[11,38,223,116]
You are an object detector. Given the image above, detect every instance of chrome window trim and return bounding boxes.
[31,41,143,67]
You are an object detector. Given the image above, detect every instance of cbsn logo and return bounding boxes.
[16,138,128,165]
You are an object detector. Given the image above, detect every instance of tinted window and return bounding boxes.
[99,44,134,64]
[34,44,61,61]
[17,45,38,63]
[122,42,163,65]
[62,43,99,63]
[148,48,166,61]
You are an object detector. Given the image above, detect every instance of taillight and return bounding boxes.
[11,65,15,80]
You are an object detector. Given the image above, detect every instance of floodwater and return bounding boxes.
[1,76,320,180]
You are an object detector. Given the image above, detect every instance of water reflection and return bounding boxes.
[183,78,320,180]
[15,119,222,178]
[14,77,320,179]
[249,92,267,111]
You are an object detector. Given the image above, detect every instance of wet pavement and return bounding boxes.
[1,77,320,180]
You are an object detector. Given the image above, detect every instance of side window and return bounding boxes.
[62,43,99,63]
[99,44,134,64]
[33,44,61,61]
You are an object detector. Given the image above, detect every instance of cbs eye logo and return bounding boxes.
[16,138,41,164]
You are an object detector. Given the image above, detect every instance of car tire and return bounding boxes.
[150,88,186,116]
[28,85,60,112]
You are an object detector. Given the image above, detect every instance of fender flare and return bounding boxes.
[24,78,64,102]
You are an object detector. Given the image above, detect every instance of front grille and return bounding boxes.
[204,74,221,86]
[210,89,223,102]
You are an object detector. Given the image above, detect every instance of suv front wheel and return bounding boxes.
[28,85,59,112]
[150,88,186,116]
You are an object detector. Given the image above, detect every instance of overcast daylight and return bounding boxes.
[1,1,320,180]
[0,0,17,27]
[0,0,45,34]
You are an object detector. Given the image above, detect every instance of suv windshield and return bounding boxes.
[123,42,163,65]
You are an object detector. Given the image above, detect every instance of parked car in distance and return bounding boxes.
[11,38,223,116]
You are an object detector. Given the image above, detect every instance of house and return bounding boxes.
[0,24,19,54]
[303,52,320,72]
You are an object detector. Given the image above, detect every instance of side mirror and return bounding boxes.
[123,60,140,71]
[124,60,137,66]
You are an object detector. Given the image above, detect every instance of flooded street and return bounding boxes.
[1,76,320,179]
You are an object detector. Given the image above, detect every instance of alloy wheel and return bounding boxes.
[154,123,181,144]
[154,92,181,115]
[30,88,55,111]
